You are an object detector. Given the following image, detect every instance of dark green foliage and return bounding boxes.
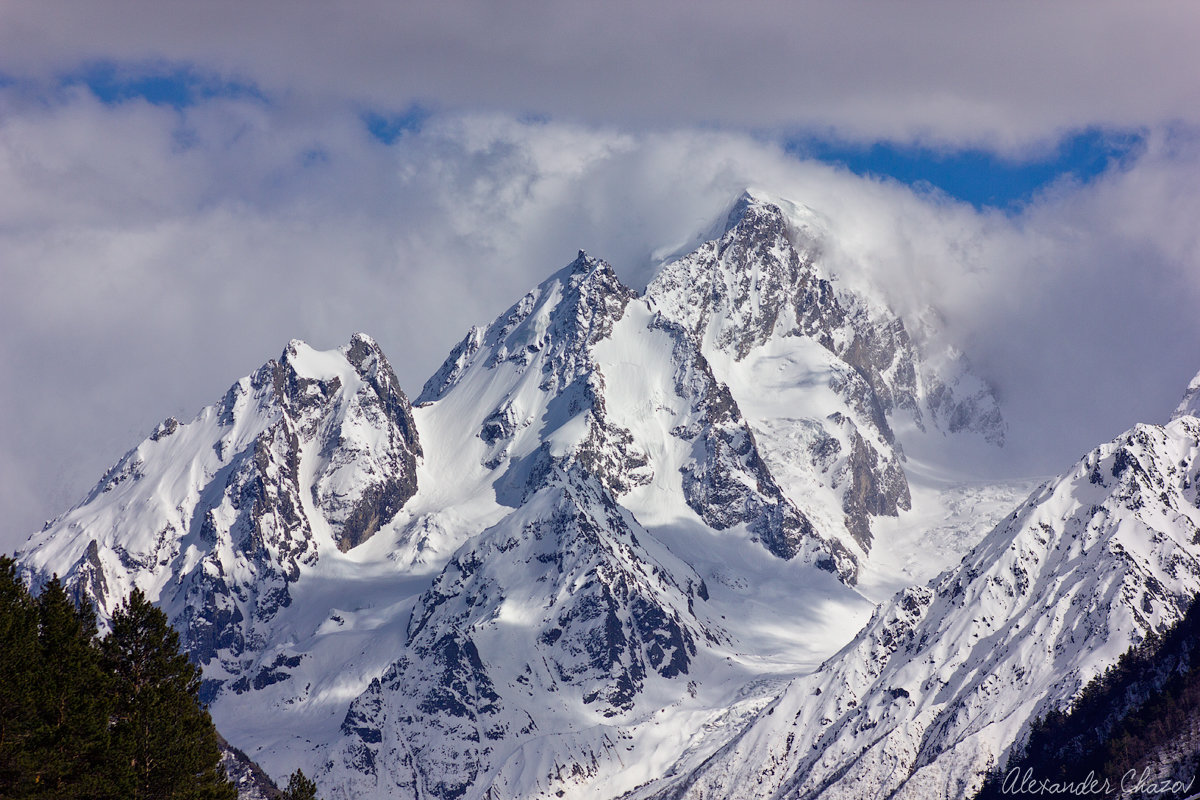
[103,587,237,800]
[976,593,1200,799]
[29,577,114,798]
[0,564,116,799]
[0,556,41,795]
[283,768,320,800]
[0,557,236,800]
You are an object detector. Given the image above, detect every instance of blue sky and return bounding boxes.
[42,62,1150,211]
[787,128,1147,210]
[63,61,265,109]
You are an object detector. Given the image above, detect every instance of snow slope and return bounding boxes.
[18,334,421,689]
[639,404,1200,800]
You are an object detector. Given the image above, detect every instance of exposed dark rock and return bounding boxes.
[217,732,284,800]
[327,335,423,551]
[646,193,1008,554]
[38,334,423,700]
[334,478,407,552]
[333,469,716,798]
[252,652,304,691]
[838,428,912,550]
[150,416,180,441]
[419,327,485,404]
[69,539,109,611]
[927,377,1007,446]
[653,315,857,580]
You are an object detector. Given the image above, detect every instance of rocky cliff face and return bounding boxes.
[416,250,851,578]
[418,252,650,506]
[19,334,421,696]
[327,467,720,800]
[646,192,1002,553]
[219,734,284,800]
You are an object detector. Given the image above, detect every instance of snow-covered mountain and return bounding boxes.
[328,465,725,799]
[413,249,849,577]
[638,395,1200,800]
[15,190,1142,800]
[646,192,1004,554]
[19,333,421,697]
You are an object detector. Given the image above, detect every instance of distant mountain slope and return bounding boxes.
[220,734,284,800]
[636,396,1200,800]
[415,251,848,577]
[326,466,725,800]
[648,191,1003,553]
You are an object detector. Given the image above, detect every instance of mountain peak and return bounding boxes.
[570,249,593,270]
[652,406,1200,800]
[17,195,1044,800]
[275,337,334,382]
[562,248,618,286]
[722,189,784,236]
[345,331,381,355]
[1171,367,1200,421]
[721,188,825,244]
[724,189,763,228]
[19,332,422,677]
[418,252,634,405]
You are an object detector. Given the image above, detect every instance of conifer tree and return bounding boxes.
[30,576,114,798]
[0,556,40,794]
[283,768,320,800]
[102,587,235,800]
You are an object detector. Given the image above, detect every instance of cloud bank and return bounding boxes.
[4,89,1200,552]
[2,2,1199,150]
[3,4,1200,552]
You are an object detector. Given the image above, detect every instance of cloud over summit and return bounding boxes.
[2,4,1200,552]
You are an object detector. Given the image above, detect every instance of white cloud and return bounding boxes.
[2,1,1199,151]
[3,88,1200,552]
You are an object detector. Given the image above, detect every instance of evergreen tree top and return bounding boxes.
[0,557,236,800]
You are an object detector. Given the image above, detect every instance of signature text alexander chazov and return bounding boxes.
[1002,766,1197,797]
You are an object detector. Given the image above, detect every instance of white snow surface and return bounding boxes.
[14,191,1146,800]
[636,415,1200,800]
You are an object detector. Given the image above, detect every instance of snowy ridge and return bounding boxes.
[411,250,850,578]
[638,411,1200,800]
[648,190,1003,446]
[646,191,1002,555]
[592,301,855,578]
[18,333,421,692]
[1172,367,1200,421]
[326,466,724,800]
[299,246,889,799]
[414,251,650,511]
